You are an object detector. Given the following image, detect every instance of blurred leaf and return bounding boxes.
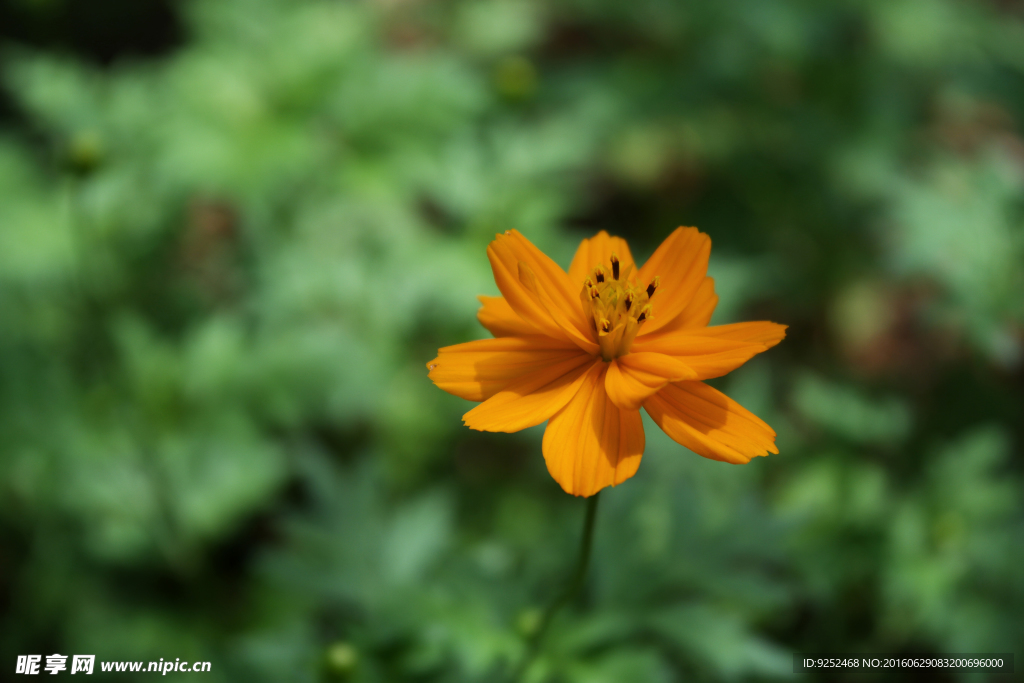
[793,373,911,445]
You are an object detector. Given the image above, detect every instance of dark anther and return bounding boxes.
[636,312,646,323]
[600,319,612,333]
[611,255,620,280]
[596,272,605,283]
[624,294,632,311]
[646,282,657,297]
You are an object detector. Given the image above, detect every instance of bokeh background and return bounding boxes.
[2,0,1023,681]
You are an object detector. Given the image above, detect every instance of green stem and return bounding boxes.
[511,492,601,682]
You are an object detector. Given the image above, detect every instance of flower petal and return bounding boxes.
[633,322,787,380]
[517,261,600,353]
[488,231,598,352]
[636,227,712,335]
[428,336,587,402]
[464,357,600,432]
[688,321,788,346]
[542,363,645,497]
[567,231,636,286]
[651,276,718,332]
[644,380,778,464]
[604,352,696,410]
[477,296,538,338]
[487,242,569,342]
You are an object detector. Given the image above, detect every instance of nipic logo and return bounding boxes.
[16,655,94,675]
[16,654,210,675]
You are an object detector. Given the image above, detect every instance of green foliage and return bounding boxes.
[2,0,1024,681]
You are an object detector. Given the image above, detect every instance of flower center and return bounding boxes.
[580,253,659,361]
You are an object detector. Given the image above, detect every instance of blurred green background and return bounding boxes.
[1,0,1023,681]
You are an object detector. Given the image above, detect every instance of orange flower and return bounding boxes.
[427,228,786,497]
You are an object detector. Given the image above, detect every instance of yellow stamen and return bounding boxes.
[580,257,658,361]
